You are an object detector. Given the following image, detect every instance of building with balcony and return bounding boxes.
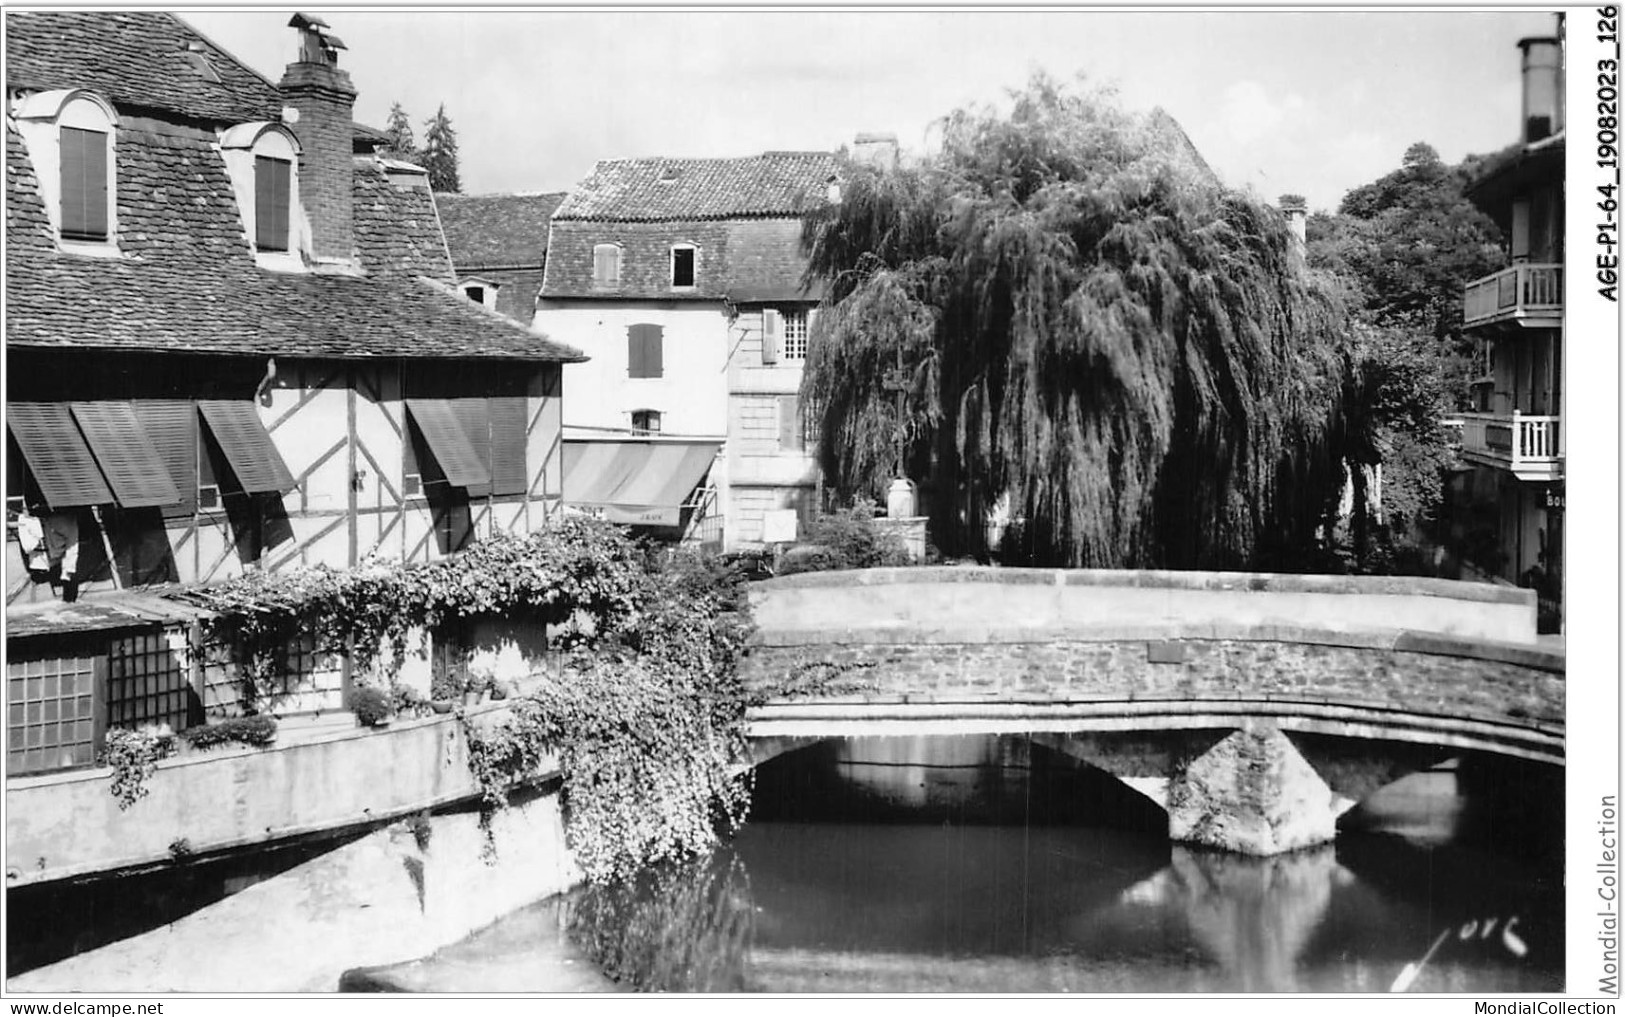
[1448,24,1565,631]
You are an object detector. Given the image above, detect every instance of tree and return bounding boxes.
[383,101,416,161]
[1305,141,1509,566]
[420,103,461,193]
[799,74,1358,570]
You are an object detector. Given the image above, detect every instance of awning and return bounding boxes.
[562,438,720,526]
[70,402,182,508]
[7,402,114,508]
[197,401,297,493]
[404,399,490,489]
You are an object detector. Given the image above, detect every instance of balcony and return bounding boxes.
[1462,264,1563,331]
[1457,410,1563,481]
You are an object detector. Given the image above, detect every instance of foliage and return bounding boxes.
[421,103,461,193]
[179,715,278,752]
[460,547,755,884]
[567,851,754,991]
[800,73,1355,569]
[101,725,176,810]
[745,658,879,705]
[194,516,648,702]
[383,101,416,161]
[351,687,393,727]
[789,501,911,573]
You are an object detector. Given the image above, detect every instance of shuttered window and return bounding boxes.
[60,127,109,241]
[778,395,802,451]
[69,403,183,508]
[487,396,529,497]
[451,399,493,499]
[628,323,663,379]
[255,156,291,253]
[593,244,621,289]
[6,403,113,508]
[404,399,490,489]
[197,401,296,493]
[132,401,200,518]
[761,309,780,365]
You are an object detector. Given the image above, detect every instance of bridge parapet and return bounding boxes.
[752,567,1539,646]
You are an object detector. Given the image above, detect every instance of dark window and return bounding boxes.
[628,323,664,379]
[464,285,485,304]
[671,247,696,287]
[631,410,661,435]
[59,127,108,241]
[254,156,291,252]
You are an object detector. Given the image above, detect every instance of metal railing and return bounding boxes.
[1463,264,1563,328]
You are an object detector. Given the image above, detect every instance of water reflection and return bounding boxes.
[500,735,1562,992]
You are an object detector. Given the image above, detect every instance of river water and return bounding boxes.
[553,734,1564,993]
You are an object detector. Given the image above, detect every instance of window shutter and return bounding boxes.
[627,327,643,378]
[629,324,663,379]
[255,157,290,252]
[196,401,297,493]
[595,245,620,288]
[403,399,490,489]
[60,128,108,240]
[488,396,528,496]
[761,309,780,365]
[70,403,183,508]
[778,395,801,451]
[648,325,663,378]
[452,399,493,498]
[7,403,113,508]
[132,402,199,518]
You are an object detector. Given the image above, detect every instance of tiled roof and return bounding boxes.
[5,106,581,363]
[554,152,841,222]
[353,161,455,283]
[437,192,564,268]
[4,11,283,124]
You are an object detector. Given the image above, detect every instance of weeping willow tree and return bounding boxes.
[801,75,1358,569]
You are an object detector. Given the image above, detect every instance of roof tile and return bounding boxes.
[436,192,564,269]
[555,152,841,222]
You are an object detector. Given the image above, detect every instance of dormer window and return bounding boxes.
[593,244,621,289]
[220,122,302,268]
[255,156,292,252]
[458,279,498,308]
[670,244,697,288]
[13,89,119,255]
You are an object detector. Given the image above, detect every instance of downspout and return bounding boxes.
[255,357,278,407]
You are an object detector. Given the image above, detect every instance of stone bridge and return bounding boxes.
[738,567,1564,856]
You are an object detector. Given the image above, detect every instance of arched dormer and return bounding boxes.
[220,121,305,269]
[12,88,120,256]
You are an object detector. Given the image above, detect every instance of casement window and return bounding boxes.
[628,323,664,379]
[631,409,661,435]
[254,156,292,253]
[59,126,109,242]
[670,244,697,288]
[761,308,812,365]
[593,244,622,289]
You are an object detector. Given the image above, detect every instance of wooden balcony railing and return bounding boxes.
[1458,410,1562,479]
[1462,263,1563,329]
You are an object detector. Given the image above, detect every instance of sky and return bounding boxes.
[180,7,1561,213]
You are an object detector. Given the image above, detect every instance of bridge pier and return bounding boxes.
[1164,723,1345,856]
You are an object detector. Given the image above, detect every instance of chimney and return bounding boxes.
[851,132,899,173]
[1517,34,1564,144]
[279,13,357,264]
[1279,194,1307,248]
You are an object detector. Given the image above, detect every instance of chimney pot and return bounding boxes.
[1517,36,1564,144]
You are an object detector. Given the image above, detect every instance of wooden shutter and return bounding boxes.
[255,156,290,252]
[629,324,663,379]
[60,127,108,240]
[594,245,619,288]
[404,399,490,489]
[196,401,296,493]
[761,309,780,365]
[778,395,801,451]
[488,396,528,497]
[7,403,113,508]
[69,403,183,508]
[452,398,493,498]
[133,401,199,518]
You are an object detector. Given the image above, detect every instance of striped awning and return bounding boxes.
[197,401,297,494]
[562,438,720,527]
[7,402,114,508]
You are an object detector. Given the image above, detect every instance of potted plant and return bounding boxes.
[429,669,462,713]
[352,686,393,728]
